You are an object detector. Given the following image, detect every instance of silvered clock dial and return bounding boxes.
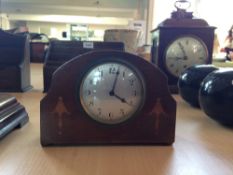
[165,36,208,77]
[80,61,145,124]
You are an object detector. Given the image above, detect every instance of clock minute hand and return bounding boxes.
[109,66,120,95]
[178,42,188,60]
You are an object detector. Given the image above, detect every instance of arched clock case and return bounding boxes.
[40,50,176,146]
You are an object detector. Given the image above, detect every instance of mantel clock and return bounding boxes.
[40,50,176,146]
[151,0,216,93]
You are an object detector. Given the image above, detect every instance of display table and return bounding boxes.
[0,64,232,175]
[213,60,233,67]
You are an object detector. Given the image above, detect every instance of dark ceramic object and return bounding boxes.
[199,68,233,127]
[178,64,218,107]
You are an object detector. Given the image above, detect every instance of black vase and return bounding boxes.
[199,68,233,127]
[178,64,218,107]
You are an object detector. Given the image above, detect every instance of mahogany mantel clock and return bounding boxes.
[40,50,176,146]
[151,0,216,93]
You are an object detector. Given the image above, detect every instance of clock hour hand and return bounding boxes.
[175,56,183,60]
[109,91,133,106]
[175,56,188,61]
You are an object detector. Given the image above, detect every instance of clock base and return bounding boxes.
[41,139,174,147]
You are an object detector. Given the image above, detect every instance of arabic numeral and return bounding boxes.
[129,100,133,105]
[120,109,125,116]
[109,67,117,74]
[97,108,102,115]
[87,90,91,95]
[89,101,94,106]
[122,71,125,78]
[133,90,137,96]
[129,79,136,86]
[98,70,103,77]
[89,79,93,85]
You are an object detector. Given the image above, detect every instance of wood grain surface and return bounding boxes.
[0,63,232,175]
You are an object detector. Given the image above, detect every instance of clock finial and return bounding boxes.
[174,0,191,11]
[172,0,193,19]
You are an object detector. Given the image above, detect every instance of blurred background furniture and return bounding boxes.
[104,29,140,54]
[29,33,49,63]
[0,29,32,92]
[43,40,125,92]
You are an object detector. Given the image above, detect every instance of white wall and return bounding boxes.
[196,0,233,47]
[26,21,67,39]
[0,14,10,29]
[25,21,130,40]
[152,0,196,28]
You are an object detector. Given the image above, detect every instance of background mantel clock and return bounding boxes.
[151,0,216,93]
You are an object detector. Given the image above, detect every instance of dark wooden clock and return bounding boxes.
[151,0,216,93]
[40,50,176,146]
[0,93,29,139]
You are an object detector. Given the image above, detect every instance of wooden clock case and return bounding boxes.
[40,50,176,146]
[0,30,32,92]
[151,10,216,93]
[43,40,124,92]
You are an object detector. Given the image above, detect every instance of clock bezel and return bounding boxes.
[164,34,209,78]
[78,57,147,125]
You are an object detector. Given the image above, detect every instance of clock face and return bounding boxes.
[165,36,208,77]
[79,61,145,125]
